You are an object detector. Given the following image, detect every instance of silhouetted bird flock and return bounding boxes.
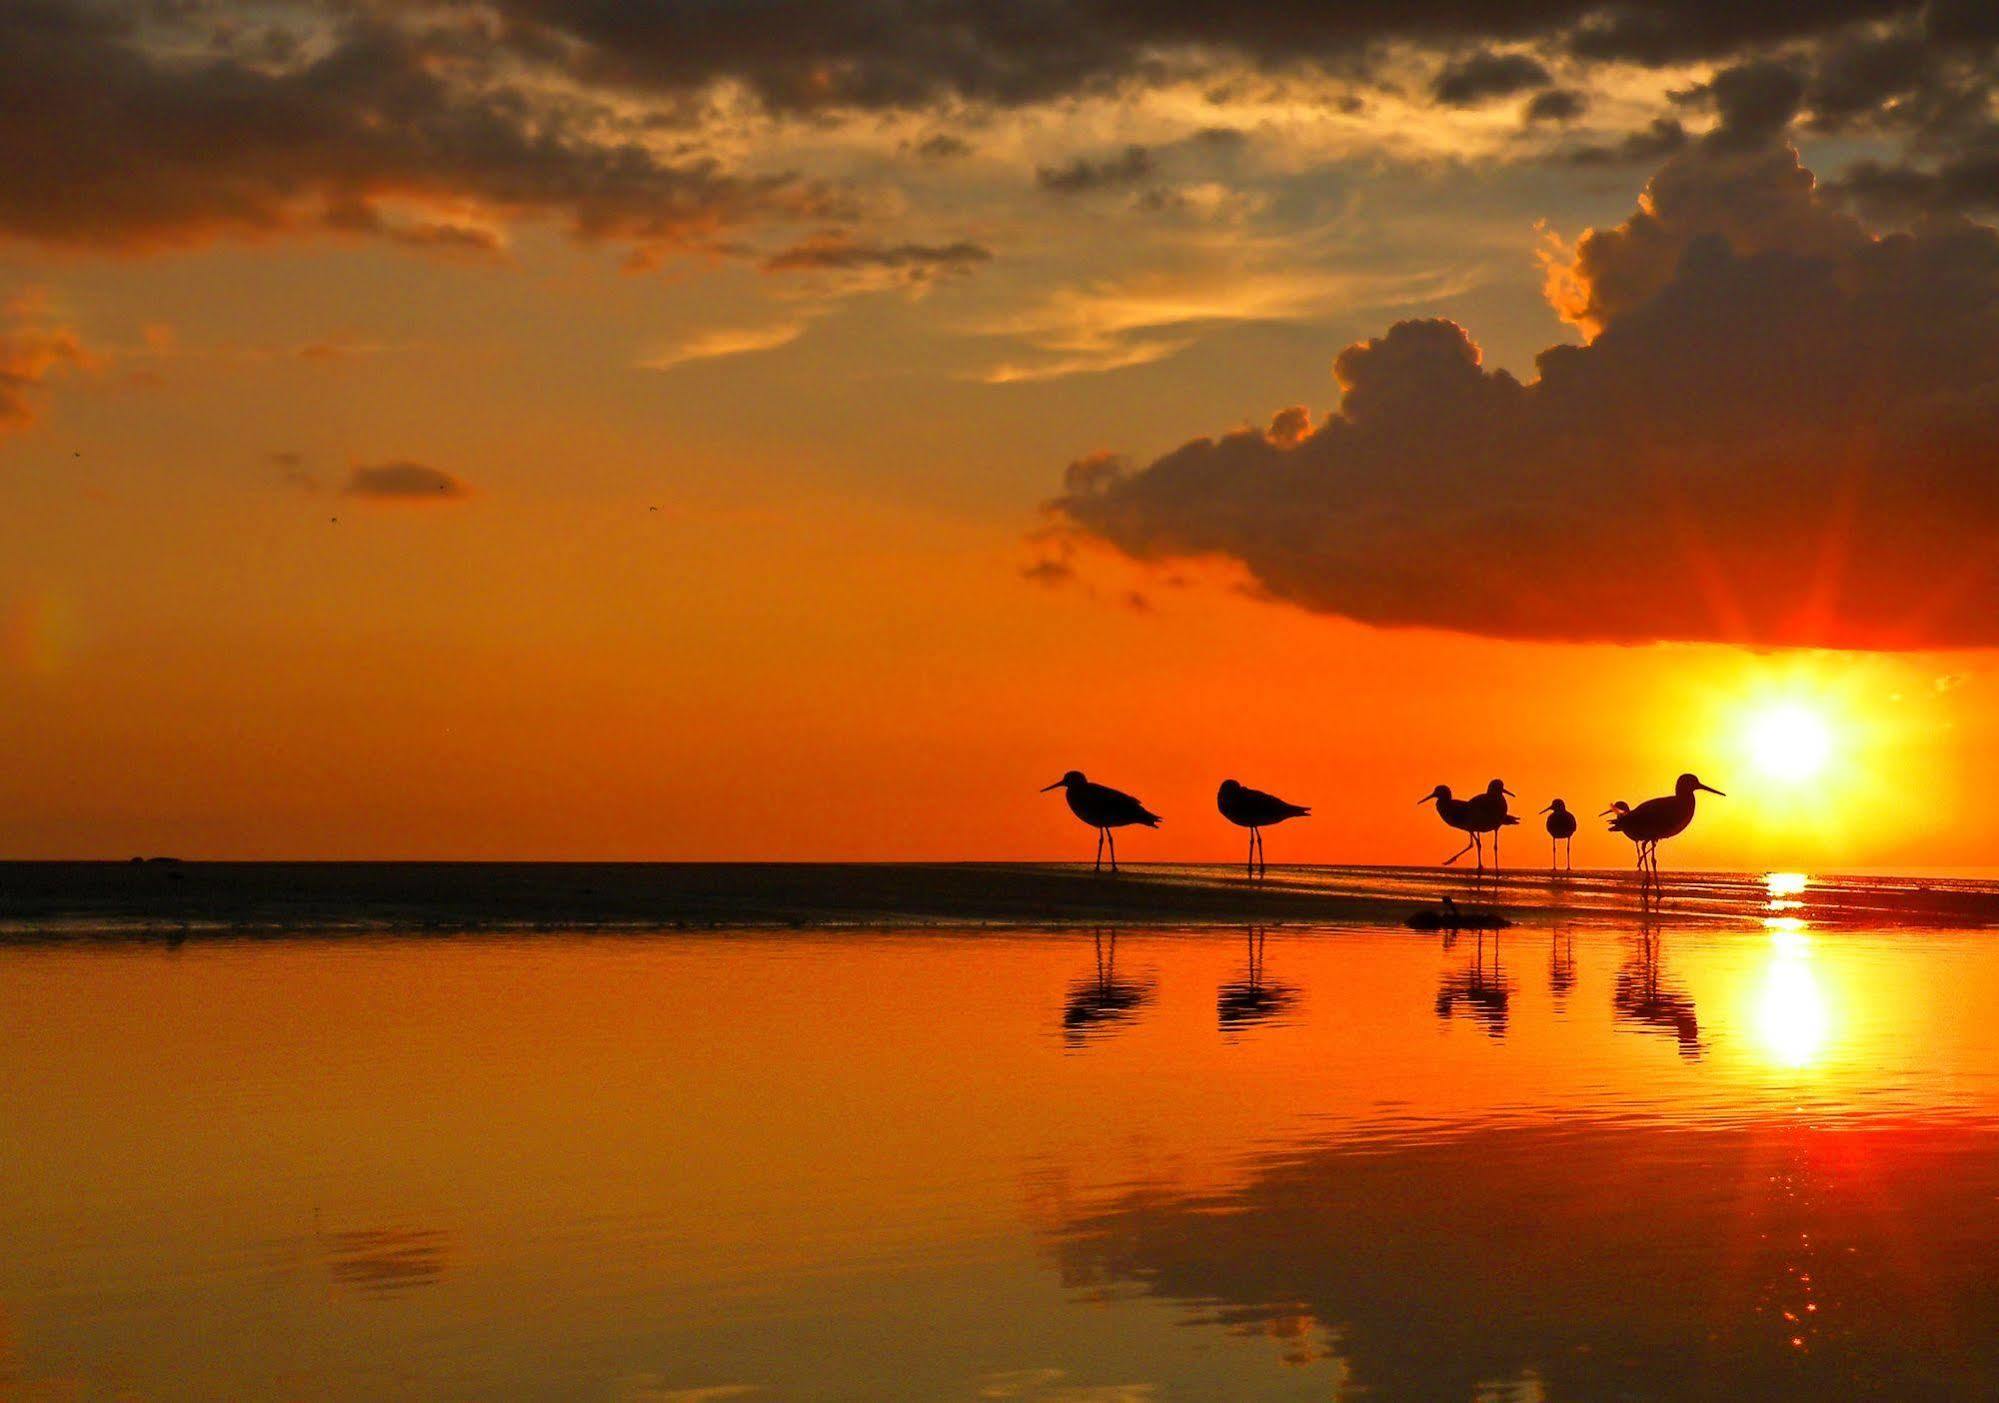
[1041,768,1723,879]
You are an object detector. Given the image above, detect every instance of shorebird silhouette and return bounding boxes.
[1042,771,1161,872]
[1541,799,1578,870]
[1419,785,1480,868]
[1465,779,1520,871]
[1217,780,1310,877]
[1608,774,1724,882]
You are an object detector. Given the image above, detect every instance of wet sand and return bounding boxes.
[4,861,1997,936]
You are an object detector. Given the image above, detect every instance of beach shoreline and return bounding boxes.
[4,860,1997,937]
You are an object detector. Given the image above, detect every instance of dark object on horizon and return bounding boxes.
[1042,770,1161,872]
[1063,930,1152,1045]
[1542,799,1578,870]
[1406,895,1511,931]
[1217,779,1310,877]
[1608,774,1724,881]
[1218,927,1297,1031]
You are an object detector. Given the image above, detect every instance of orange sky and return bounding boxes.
[2,3,1996,865]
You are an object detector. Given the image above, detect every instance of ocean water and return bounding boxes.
[6,881,1999,1399]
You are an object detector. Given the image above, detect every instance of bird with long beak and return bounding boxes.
[1041,771,1161,873]
[1541,799,1578,870]
[1608,774,1724,882]
[1419,784,1482,868]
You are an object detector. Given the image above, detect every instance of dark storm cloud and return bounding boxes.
[1049,139,1999,649]
[489,0,1923,112]
[1566,117,1688,166]
[344,461,471,501]
[1432,52,1550,106]
[1524,88,1588,123]
[0,1,825,256]
[1036,146,1156,195]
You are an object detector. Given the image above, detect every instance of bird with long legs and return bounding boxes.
[1418,785,1483,869]
[1041,771,1161,873]
[1601,801,1651,872]
[1217,780,1310,878]
[1454,779,1519,873]
[1608,774,1724,885]
[1542,798,1578,871]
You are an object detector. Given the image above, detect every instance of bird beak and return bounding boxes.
[1699,783,1726,796]
[1040,780,1064,792]
[1538,804,1553,815]
[1598,806,1616,817]
[1417,794,1435,806]
[1503,788,1517,798]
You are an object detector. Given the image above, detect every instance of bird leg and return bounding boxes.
[1256,827,1266,877]
[1094,828,1104,873]
[1441,836,1477,866]
[1107,828,1118,874]
[1247,829,1257,878]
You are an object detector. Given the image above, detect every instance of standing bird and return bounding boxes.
[1542,799,1578,870]
[1608,774,1724,881]
[1041,771,1161,873]
[1601,801,1650,869]
[1419,785,1484,868]
[1463,779,1520,872]
[1217,779,1310,877]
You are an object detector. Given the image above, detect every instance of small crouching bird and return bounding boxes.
[1217,779,1311,877]
[1041,771,1161,872]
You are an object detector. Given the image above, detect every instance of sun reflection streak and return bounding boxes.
[1756,927,1831,1070]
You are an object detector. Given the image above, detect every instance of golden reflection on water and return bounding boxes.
[1756,926,1833,1070]
[3,908,1999,1399]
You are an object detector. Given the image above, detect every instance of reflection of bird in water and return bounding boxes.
[1042,770,1161,873]
[1608,774,1724,883]
[1218,927,1297,1032]
[1063,930,1153,1046]
[1435,929,1511,1038]
[1548,921,1576,1003]
[1217,780,1310,878]
[1614,929,1701,1057]
[1542,799,1578,870]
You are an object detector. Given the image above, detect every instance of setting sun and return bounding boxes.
[1746,703,1834,783]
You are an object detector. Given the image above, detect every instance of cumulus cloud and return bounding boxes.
[0,288,96,432]
[344,461,471,501]
[1048,138,1999,649]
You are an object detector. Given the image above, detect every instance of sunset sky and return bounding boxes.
[5,0,1999,866]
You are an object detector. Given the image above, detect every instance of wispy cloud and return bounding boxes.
[638,322,808,371]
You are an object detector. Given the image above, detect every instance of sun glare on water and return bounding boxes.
[1746,703,1833,783]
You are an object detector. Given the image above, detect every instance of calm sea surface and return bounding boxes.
[7,876,1999,1399]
